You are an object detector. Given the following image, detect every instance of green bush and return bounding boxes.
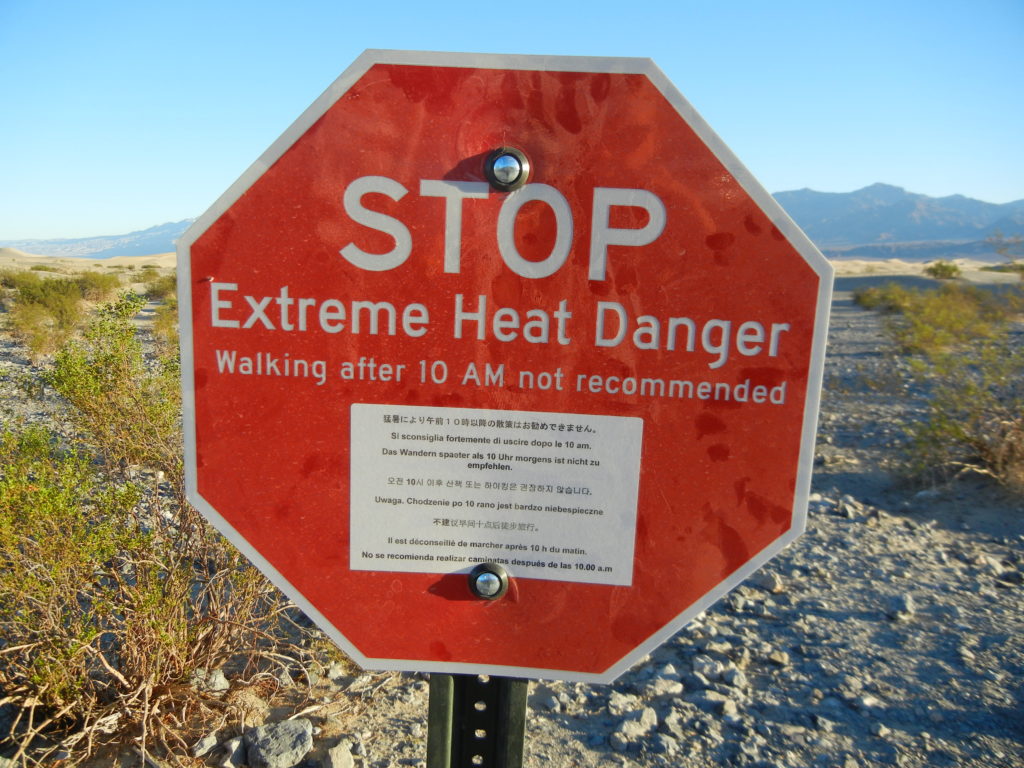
[980,262,1024,276]
[44,292,182,486]
[0,425,303,762]
[143,270,177,302]
[74,270,121,302]
[863,280,1024,490]
[923,260,961,279]
[1,293,323,762]
[8,302,67,358]
[907,339,1024,489]
[885,283,1011,355]
[152,299,179,354]
[1,271,84,357]
[853,283,915,314]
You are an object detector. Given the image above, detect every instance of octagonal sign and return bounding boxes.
[178,50,832,683]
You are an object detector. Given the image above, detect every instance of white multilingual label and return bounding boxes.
[349,404,643,585]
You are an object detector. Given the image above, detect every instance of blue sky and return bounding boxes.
[1,0,1021,239]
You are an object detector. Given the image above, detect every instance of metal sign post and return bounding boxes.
[427,674,527,768]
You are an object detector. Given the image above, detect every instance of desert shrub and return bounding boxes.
[885,283,1011,355]
[74,270,121,302]
[864,280,1024,489]
[0,426,305,762]
[44,292,182,486]
[152,299,179,354]
[923,260,961,279]
[906,339,1024,489]
[141,270,180,355]
[8,302,64,358]
[1,271,84,357]
[2,294,324,763]
[853,283,915,314]
[144,270,177,302]
[980,261,1024,276]
[28,264,60,273]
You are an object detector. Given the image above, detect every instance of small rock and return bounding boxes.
[657,662,679,678]
[324,740,356,768]
[245,719,314,768]
[753,570,785,594]
[871,723,891,738]
[192,732,220,758]
[617,706,658,740]
[659,710,687,740]
[191,667,230,693]
[650,732,679,754]
[768,650,791,667]
[703,639,733,656]
[645,677,684,697]
[837,496,861,517]
[220,737,246,768]
[886,594,916,621]
[609,732,629,752]
[839,675,865,693]
[723,668,748,688]
[854,694,884,712]
[813,715,836,733]
[607,691,641,716]
[692,654,724,679]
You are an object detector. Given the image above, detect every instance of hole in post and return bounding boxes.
[474,701,487,712]
[475,729,487,739]
[477,674,490,684]
[471,756,484,766]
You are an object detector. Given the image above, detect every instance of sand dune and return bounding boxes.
[0,249,175,272]
[1,248,1018,288]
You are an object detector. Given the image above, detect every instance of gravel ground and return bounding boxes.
[0,279,1022,768]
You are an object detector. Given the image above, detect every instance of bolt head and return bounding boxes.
[474,572,502,597]
[491,154,522,185]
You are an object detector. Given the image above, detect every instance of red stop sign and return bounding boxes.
[179,51,832,682]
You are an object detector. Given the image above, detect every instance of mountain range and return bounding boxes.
[3,184,1022,262]
[775,183,1024,260]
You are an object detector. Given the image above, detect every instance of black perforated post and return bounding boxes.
[427,674,527,768]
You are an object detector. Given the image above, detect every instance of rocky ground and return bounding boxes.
[1,272,1022,767]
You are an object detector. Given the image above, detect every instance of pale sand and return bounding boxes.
[0,248,176,273]
[0,249,1017,285]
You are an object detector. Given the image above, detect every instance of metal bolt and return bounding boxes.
[491,154,522,185]
[484,147,530,192]
[468,562,510,600]
[474,572,502,597]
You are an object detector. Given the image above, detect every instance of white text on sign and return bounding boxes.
[209,285,789,369]
[340,177,665,280]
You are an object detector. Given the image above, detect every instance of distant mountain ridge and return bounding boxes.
[774,183,1024,249]
[2,185,1022,261]
[0,220,193,260]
